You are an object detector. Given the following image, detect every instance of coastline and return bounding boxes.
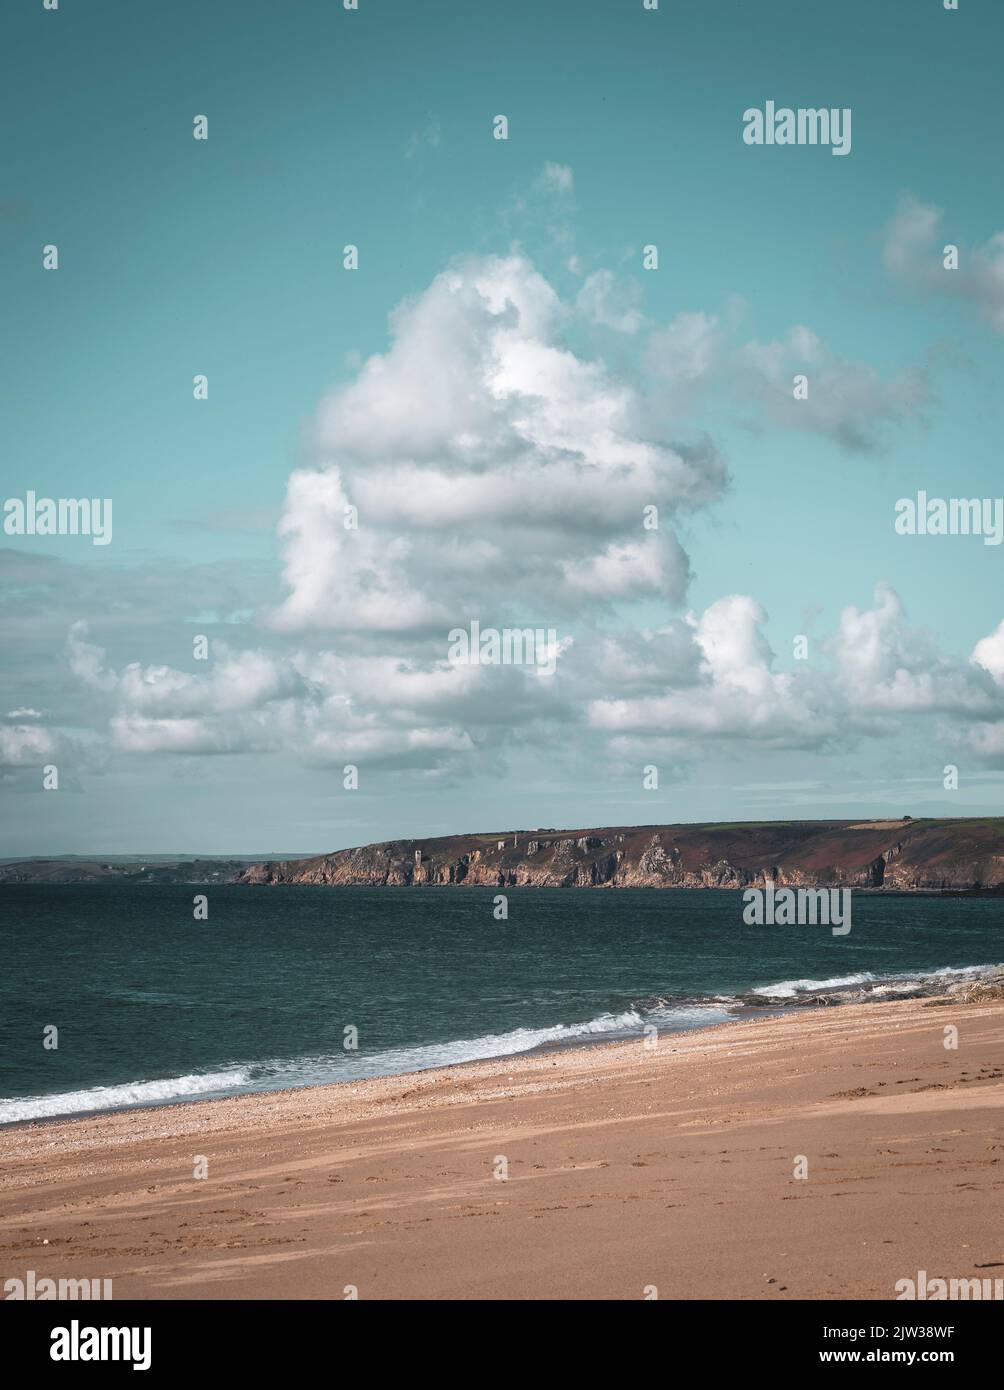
[3,995,1002,1300]
[3,961,1000,1129]
[0,1004,783,1135]
[6,816,1004,891]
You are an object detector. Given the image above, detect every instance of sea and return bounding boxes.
[0,884,1000,1124]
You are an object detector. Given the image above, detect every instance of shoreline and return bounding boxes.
[5,880,1004,894]
[0,1004,776,1135]
[0,1008,773,1136]
[4,961,1001,1132]
[2,995,1003,1299]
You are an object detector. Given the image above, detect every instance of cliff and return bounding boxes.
[235,817,1004,892]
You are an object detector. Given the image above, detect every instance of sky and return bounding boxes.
[2,0,1003,855]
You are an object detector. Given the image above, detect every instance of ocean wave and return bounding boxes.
[0,1068,252,1125]
[0,1003,732,1124]
[751,972,878,999]
[5,966,997,1124]
[747,962,997,1002]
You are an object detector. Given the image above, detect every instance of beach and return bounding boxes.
[2,995,1002,1301]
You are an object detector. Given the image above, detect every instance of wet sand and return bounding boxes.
[2,997,1002,1300]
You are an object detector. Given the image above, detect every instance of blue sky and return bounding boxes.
[2,0,1003,854]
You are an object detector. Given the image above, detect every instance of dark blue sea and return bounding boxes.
[1,884,1000,1122]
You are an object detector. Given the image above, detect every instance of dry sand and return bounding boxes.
[2,997,1002,1300]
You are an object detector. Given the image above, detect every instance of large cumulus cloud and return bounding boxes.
[271,254,726,634]
[7,237,1003,796]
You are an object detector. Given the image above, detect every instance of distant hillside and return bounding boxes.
[0,857,258,885]
[236,818,1004,893]
[3,820,1001,890]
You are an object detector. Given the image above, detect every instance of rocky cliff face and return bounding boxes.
[236,818,1004,892]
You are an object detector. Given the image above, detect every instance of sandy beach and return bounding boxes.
[2,996,1002,1301]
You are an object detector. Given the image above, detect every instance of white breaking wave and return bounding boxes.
[750,962,996,1001]
[911,964,993,981]
[0,1068,253,1125]
[752,972,877,999]
[2,1006,720,1125]
[282,1009,653,1084]
[7,966,993,1124]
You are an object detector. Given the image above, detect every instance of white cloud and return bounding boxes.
[969,621,1004,756]
[588,585,1004,752]
[576,270,644,333]
[536,161,574,196]
[561,534,688,602]
[44,243,1004,791]
[0,722,57,767]
[645,309,927,452]
[272,469,446,634]
[62,585,1004,776]
[883,193,943,279]
[63,627,502,770]
[588,595,830,745]
[272,254,726,632]
[110,716,224,756]
[883,192,1004,333]
[646,310,723,388]
[830,582,996,716]
[972,619,1004,685]
[739,326,929,453]
[68,621,118,692]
